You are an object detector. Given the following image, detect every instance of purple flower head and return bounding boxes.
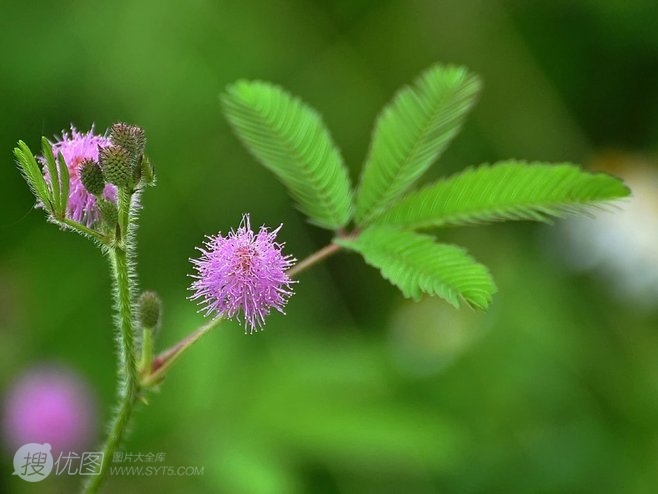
[41,125,115,226]
[189,214,296,333]
[2,365,96,456]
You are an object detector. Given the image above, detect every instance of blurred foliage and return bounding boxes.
[1,0,658,493]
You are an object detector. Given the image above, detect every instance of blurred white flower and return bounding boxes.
[560,156,658,309]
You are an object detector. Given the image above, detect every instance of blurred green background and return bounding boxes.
[2,0,658,492]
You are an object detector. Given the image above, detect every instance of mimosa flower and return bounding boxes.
[189,214,296,333]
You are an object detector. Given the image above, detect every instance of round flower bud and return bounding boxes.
[139,291,162,330]
[100,145,132,188]
[110,123,146,162]
[79,159,105,196]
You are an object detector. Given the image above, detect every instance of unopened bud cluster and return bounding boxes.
[78,122,153,199]
[110,123,146,160]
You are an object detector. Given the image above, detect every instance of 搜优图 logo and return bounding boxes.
[13,443,54,482]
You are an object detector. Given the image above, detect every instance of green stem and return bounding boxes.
[117,189,131,247]
[285,241,343,278]
[111,246,139,387]
[139,327,153,376]
[83,194,139,494]
[59,217,110,244]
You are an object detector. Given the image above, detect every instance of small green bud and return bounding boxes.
[100,145,132,188]
[79,159,105,196]
[139,291,162,330]
[97,199,118,229]
[110,123,146,162]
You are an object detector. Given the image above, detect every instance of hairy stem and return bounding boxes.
[83,194,139,494]
[117,189,131,247]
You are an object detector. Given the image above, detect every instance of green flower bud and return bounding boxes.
[139,291,162,331]
[100,145,132,188]
[79,159,105,196]
[110,123,146,162]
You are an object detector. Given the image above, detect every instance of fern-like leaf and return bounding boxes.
[355,65,481,226]
[337,226,496,309]
[222,80,352,230]
[377,161,631,229]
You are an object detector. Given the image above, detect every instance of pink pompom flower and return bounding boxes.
[189,214,296,333]
[41,125,115,226]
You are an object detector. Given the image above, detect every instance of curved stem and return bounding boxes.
[83,193,139,494]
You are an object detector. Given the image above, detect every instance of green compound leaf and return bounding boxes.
[355,65,481,226]
[376,161,631,229]
[337,226,496,309]
[14,140,53,211]
[222,80,353,230]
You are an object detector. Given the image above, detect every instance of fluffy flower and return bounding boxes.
[189,214,296,333]
[42,125,115,226]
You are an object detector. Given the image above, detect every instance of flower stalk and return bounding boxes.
[83,185,140,494]
[285,241,342,278]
